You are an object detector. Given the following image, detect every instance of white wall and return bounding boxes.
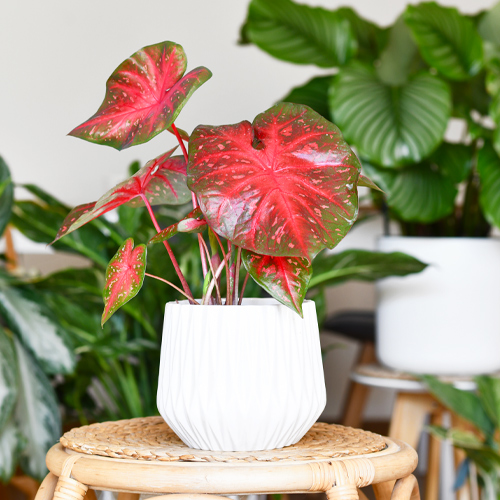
[2,0,496,422]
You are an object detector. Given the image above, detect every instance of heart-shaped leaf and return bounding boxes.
[149,207,207,245]
[280,76,333,120]
[54,149,189,242]
[242,250,311,315]
[188,102,361,262]
[69,41,212,150]
[404,3,483,81]
[244,0,356,68]
[363,161,457,223]
[330,64,451,168]
[102,238,146,326]
[477,141,500,228]
[479,3,500,47]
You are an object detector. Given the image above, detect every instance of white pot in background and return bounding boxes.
[157,298,326,451]
[377,237,500,375]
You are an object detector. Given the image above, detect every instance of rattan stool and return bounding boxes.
[34,417,419,500]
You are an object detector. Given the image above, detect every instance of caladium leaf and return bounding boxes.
[148,207,206,245]
[241,250,311,315]
[102,238,146,326]
[69,41,211,150]
[54,150,189,242]
[188,102,361,262]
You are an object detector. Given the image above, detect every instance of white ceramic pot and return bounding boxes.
[157,298,326,451]
[377,237,500,375]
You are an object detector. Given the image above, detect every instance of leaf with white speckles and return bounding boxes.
[148,207,207,245]
[69,41,212,150]
[102,238,146,326]
[54,149,190,243]
[188,102,361,262]
[242,249,311,316]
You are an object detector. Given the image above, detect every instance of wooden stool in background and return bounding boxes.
[34,416,420,500]
[348,364,482,500]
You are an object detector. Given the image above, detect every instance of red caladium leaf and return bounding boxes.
[54,149,190,242]
[69,41,212,150]
[148,207,207,245]
[241,249,311,316]
[102,238,146,326]
[188,102,361,262]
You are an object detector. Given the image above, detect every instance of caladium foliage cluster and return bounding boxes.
[57,40,375,320]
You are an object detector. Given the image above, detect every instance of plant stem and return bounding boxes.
[140,194,195,303]
[198,236,222,304]
[171,122,208,278]
[238,273,250,305]
[203,253,231,305]
[233,246,242,304]
[145,273,200,304]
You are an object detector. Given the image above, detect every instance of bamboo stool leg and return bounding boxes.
[326,485,359,500]
[373,481,396,500]
[34,473,58,500]
[391,475,420,500]
[117,494,140,500]
[53,455,88,500]
[425,409,443,500]
[388,392,437,448]
[342,342,376,428]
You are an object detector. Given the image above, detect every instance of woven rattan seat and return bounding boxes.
[35,417,420,500]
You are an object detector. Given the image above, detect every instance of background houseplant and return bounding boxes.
[240,0,500,374]
[424,375,500,500]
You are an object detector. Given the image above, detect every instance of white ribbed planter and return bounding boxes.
[157,298,326,451]
[377,237,500,375]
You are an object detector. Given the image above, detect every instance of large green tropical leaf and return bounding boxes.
[478,2,500,47]
[405,2,483,81]
[309,249,427,289]
[280,76,332,120]
[363,161,457,223]
[376,16,418,86]
[0,280,75,374]
[0,157,14,237]
[477,141,500,228]
[0,419,22,482]
[13,338,61,481]
[330,64,451,168]
[431,142,473,184]
[423,375,495,439]
[476,376,500,431]
[0,328,18,433]
[244,0,356,67]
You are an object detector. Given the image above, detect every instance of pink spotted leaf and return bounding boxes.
[241,249,312,316]
[69,41,212,150]
[54,149,190,242]
[102,238,146,326]
[148,207,207,245]
[188,103,361,262]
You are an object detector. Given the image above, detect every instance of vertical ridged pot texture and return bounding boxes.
[157,298,326,451]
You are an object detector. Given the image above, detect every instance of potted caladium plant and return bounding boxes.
[54,40,383,452]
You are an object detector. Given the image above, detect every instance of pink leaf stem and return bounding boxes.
[198,235,222,304]
[145,273,199,304]
[203,253,231,305]
[233,246,242,305]
[238,273,250,305]
[140,193,194,302]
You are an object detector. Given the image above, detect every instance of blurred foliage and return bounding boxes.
[241,0,500,236]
